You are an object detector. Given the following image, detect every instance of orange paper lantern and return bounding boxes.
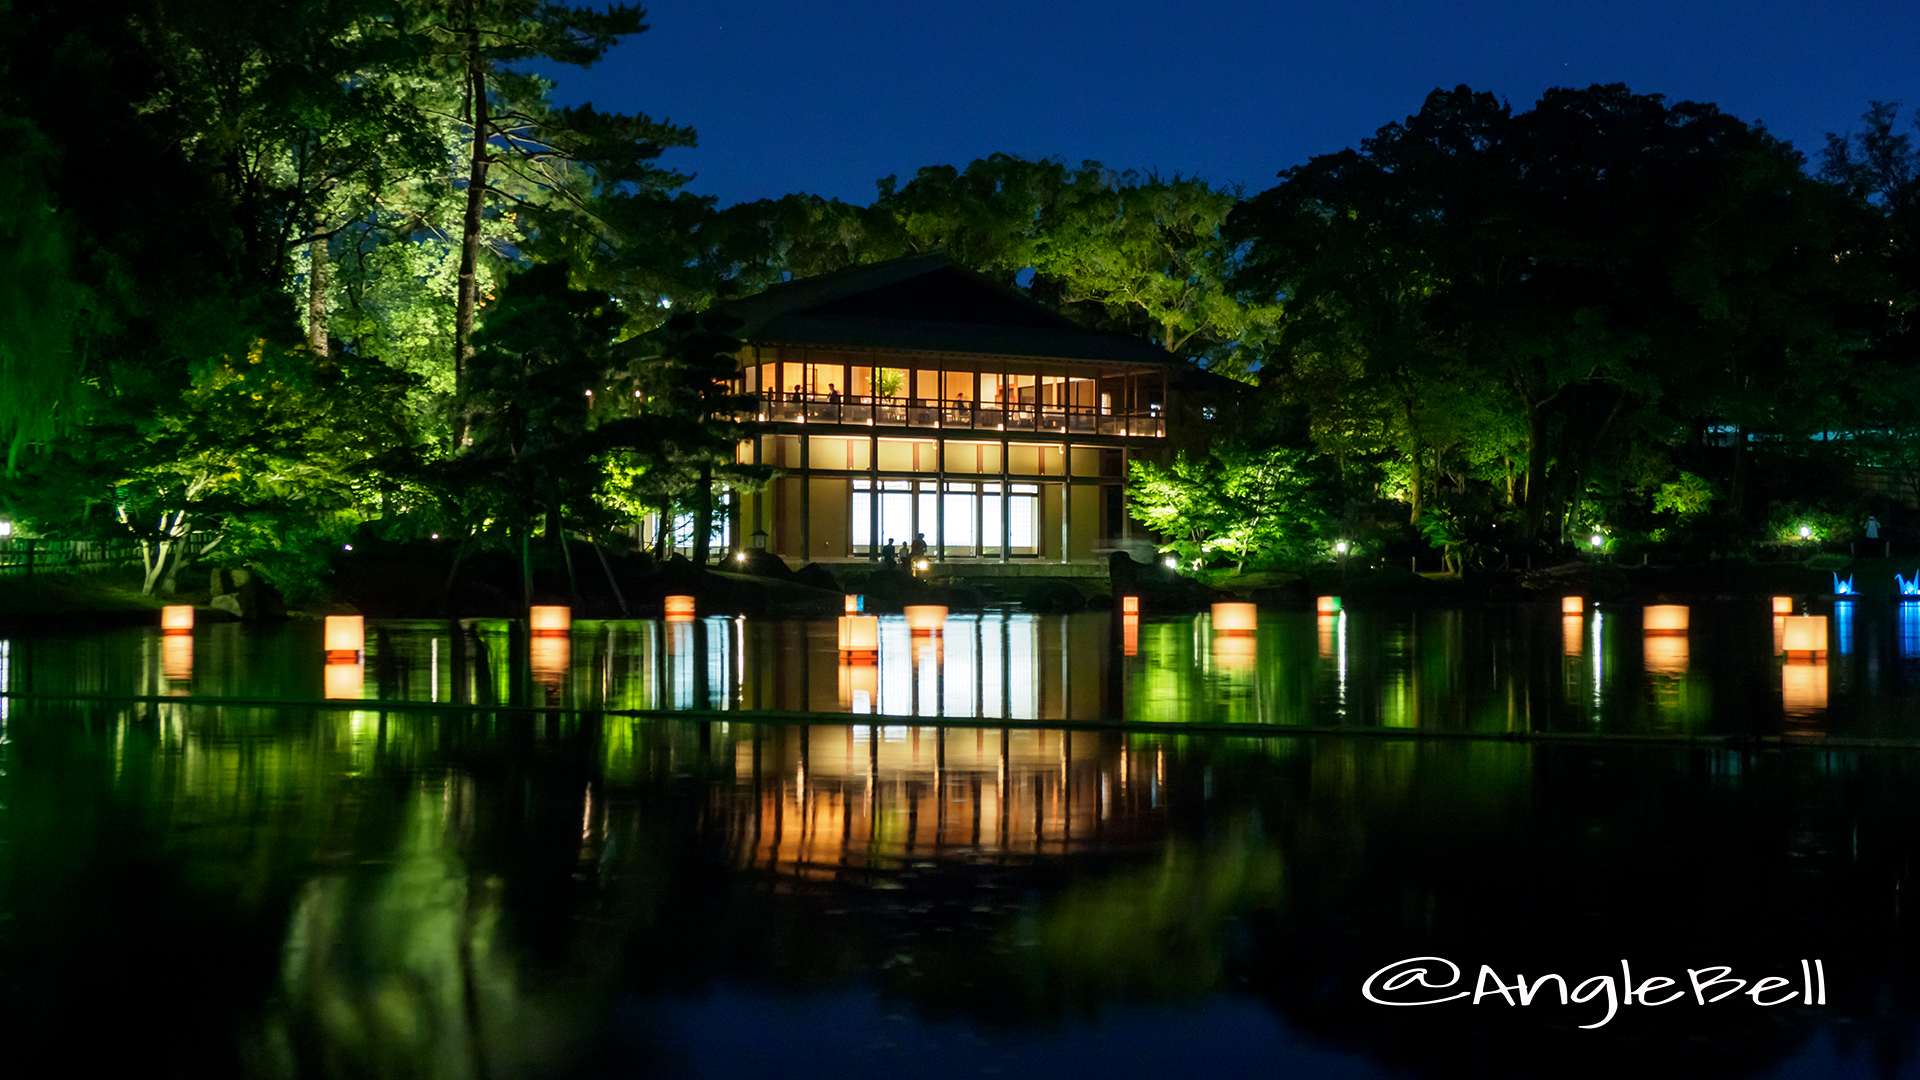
[1781,615,1828,658]
[838,614,879,656]
[1316,595,1342,614]
[1212,602,1258,634]
[904,605,948,634]
[1561,596,1584,615]
[529,605,571,635]
[1771,596,1794,615]
[160,605,194,634]
[665,595,696,622]
[1643,605,1690,635]
[324,615,364,660]
[1121,595,1140,615]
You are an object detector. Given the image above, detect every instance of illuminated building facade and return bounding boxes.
[717,255,1200,569]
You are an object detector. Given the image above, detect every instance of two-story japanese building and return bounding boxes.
[717,254,1193,573]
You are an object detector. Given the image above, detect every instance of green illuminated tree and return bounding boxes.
[1127,444,1325,571]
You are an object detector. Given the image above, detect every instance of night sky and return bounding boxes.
[543,0,1920,207]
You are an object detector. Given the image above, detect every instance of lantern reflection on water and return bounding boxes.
[323,658,363,699]
[1783,658,1829,716]
[1563,615,1583,657]
[1318,614,1338,659]
[1644,605,1689,635]
[1214,632,1257,670]
[1644,634,1689,674]
[1781,615,1828,659]
[839,656,878,712]
[531,634,570,698]
[1122,613,1139,657]
[161,634,193,686]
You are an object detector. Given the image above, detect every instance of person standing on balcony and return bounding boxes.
[828,384,840,406]
[909,533,928,572]
[881,538,897,567]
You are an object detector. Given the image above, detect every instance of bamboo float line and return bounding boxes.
[1,689,1914,752]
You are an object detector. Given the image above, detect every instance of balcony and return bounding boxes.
[758,394,1165,437]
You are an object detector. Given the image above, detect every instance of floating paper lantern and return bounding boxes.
[1121,596,1139,615]
[324,615,364,660]
[665,595,696,622]
[838,614,879,656]
[845,594,863,613]
[1212,602,1257,635]
[1643,605,1689,635]
[1561,596,1584,615]
[529,605,571,635]
[1772,596,1794,615]
[1782,659,1829,715]
[160,605,194,634]
[1781,615,1828,658]
[1644,634,1690,674]
[1316,595,1342,615]
[1123,613,1139,657]
[1563,616,1583,657]
[904,605,948,634]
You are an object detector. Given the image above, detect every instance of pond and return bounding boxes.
[3,601,1918,1077]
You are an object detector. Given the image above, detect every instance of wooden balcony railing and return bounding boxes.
[757,395,1166,437]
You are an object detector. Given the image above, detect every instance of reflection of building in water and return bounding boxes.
[736,724,1153,872]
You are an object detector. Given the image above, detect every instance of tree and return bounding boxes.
[1127,444,1325,571]
[418,0,694,400]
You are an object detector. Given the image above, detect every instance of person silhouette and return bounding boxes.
[880,537,896,567]
[909,533,928,567]
[1867,514,1881,539]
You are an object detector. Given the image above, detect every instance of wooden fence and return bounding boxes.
[0,533,217,578]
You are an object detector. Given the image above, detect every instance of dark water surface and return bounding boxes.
[4,602,1920,1078]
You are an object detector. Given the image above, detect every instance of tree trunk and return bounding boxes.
[1406,449,1424,525]
[692,462,714,566]
[452,7,489,434]
[1523,399,1548,541]
[307,230,329,356]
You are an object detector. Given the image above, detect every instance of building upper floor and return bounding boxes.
[742,348,1168,437]
[712,253,1186,441]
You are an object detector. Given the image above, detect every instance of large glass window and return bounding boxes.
[852,480,1039,558]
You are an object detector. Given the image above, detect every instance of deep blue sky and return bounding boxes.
[540,0,1920,207]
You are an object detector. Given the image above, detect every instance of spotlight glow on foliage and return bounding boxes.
[1590,534,1603,549]
[1799,525,1813,539]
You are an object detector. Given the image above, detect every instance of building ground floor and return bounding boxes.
[746,473,1129,565]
